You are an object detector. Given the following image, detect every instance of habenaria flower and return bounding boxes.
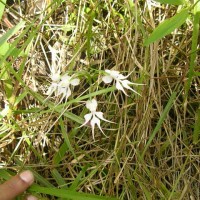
[80,99,112,140]
[0,101,9,118]
[46,72,80,101]
[102,69,142,96]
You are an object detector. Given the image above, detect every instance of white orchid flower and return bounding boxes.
[102,69,142,96]
[0,101,9,118]
[80,99,113,140]
[46,72,80,101]
[57,74,80,100]
[46,71,61,96]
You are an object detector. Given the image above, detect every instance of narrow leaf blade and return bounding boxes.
[0,0,6,21]
[142,92,177,157]
[29,185,118,200]
[154,0,185,5]
[144,8,189,46]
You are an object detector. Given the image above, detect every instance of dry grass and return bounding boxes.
[0,0,199,199]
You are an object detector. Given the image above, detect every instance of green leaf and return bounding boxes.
[51,169,67,188]
[0,0,6,21]
[0,21,25,46]
[52,142,69,164]
[185,1,200,100]
[0,21,26,57]
[0,42,12,56]
[69,165,88,190]
[29,185,119,200]
[154,0,185,5]
[0,169,12,181]
[144,8,189,46]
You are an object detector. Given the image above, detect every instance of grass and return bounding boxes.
[0,0,199,199]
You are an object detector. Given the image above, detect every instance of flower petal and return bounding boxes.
[105,69,111,74]
[57,85,66,96]
[70,78,80,86]
[59,75,70,87]
[117,73,127,80]
[122,79,144,85]
[51,72,61,82]
[102,75,113,84]
[121,80,141,96]
[79,113,93,127]
[91,113,108,139]
[95,112,113,123]
[86,99,98,112]
[0,103,9,118]
[105,70,120,79]
[46,83,58,96]
[90,115,101,140]
[61,73,71,81]
[116,81,128,96]
[65,87,72,99]
[121,80,133,89]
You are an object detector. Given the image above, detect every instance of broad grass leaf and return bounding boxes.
[0,21,26,56]
[0,21,25,45]
[0,42,11,56]
[154,0,185,5]
[144,8,189,46]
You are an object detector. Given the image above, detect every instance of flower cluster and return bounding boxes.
[45,67,143,139]
[46,72,80,101]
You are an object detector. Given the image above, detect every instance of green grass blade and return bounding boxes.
[86,10,95,57]
[193,107,200,144]
[154,0,185,5]
[31,172,54,188]
[29,185,119,200]
[59,118,77,159]
[0,169,13,181]
[142,92,177,157]
[51,169,67,188]
[144,8,189,46]
[133,174,151,200]
[52,142,69,165]
[69,165,88,190]
[185,1,200,99]
[0,20,25,47]
[0,0,6,21]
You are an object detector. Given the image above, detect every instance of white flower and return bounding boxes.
[46,72,80,101]
[46,71,61,96]
[80,99,112,140]
[0,102,9,118]
[102,69,142,96]
[146,0,161,8]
